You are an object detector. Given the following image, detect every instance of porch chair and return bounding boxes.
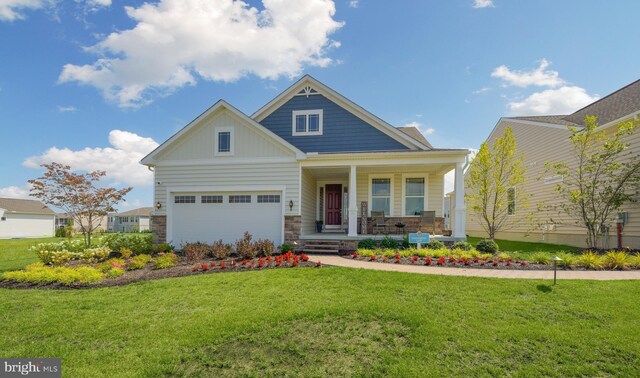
[419,211,436,234]
[371,211,389,235]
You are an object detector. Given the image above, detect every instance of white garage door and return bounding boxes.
[170,191,283,245]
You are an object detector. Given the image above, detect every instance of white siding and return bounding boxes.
[156,108,295,161]
[154,162,300,216]
[466,118,640,248]
[300,169,317,235]
[0,213,54,238]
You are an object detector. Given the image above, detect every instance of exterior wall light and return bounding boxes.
[155,201,162,210]
[289,200,294,211]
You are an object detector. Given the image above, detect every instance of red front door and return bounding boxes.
[325,184,342,226]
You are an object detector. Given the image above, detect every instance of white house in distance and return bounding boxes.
[55,213,108,232]
[141,75,470,252]
[108,207,153,232]
[0,198,55,238]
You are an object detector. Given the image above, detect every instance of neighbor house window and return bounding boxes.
[175,195,196,204]
[292,109,323,136]
[507,187,516,215]
[201,195,223,204]
[257,194,280,203]
[0,217,5,221]
[403,176,426,216]
[370,177,392,215]
[229,195,251,203]
[215,127,234,156]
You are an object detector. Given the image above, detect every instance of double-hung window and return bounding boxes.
[370,177,392,216]
[403,176,426,216]
[215,127,233,156]
[292,110,323,136]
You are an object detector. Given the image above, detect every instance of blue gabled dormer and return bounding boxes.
[253,77,428,153]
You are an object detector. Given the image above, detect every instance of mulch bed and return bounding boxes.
[343,255,598,271]
[0,255,318,290]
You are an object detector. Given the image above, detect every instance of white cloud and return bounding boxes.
[473,86,491,94]
[23,130,159,187]
[59,0,344,108]
[0,185,32,199]
[57,105,77,112]
[472,0,494,8]
[0,0,46,21]
[348,0,358,8]
[491,59,565,88]
[507,86,598,115]
[86,0,111,6]
[119,198,144,209]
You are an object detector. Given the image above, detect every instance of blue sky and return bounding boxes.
[1,0,638,211]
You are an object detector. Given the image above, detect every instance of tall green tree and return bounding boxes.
[544,116,640,249]
[466,127,528,239]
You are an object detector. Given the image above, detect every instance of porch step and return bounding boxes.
[301,240,341,254]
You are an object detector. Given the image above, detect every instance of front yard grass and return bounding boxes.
[468,236,580,254]
[1,267,639,377]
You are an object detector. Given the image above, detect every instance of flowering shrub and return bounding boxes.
[126,254,152,270]
[316,261,322,267]
[370,255,377,261]
[219,261,227,269]
[452,241,473,251]
[81,246,111,263]
[425,257,432,265]
[37,250,80,266]
[31,239,88,254]
[106,267,125,279]
[119,247,133,259]
[182,242,210,262]
[352,252,359,259]
[437,256,445,265]
[235,232,257,259]
[254,239,275,257]
[210,240,232,259]
[98,258,125,273]
[201,262,209,271]
[192,265,199,272]
[153,253,178,269]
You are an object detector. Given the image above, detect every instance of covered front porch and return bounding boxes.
[297,150,468,245]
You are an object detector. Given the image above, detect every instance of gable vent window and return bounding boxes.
[292,109,323,136]
[175,195,196,204]
[229,195,251,203]
[215,127,234,156]
[257,194,280,203]
[202,195,223,204]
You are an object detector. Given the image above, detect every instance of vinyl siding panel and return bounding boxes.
[259,94,410,153]
[154,162,300,216]
[156,108,295,161]
[300,169,317,235]
[466,118,640,248]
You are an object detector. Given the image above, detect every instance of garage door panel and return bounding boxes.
[171,192,282,245]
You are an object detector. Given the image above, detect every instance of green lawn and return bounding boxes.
[468,236,580,254]
[0,236,60,273]
[1,239,640,376]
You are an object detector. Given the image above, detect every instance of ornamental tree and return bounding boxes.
[543,116,640,249]
[28,162,132,246]
[466,127,528,239]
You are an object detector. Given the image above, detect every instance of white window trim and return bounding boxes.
[214,126,234,156]
[368,174,394,216]
[292,109,323,136]
[401,174,429,217]
[508,187,516,216]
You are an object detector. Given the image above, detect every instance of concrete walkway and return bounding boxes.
[308,255,640,281]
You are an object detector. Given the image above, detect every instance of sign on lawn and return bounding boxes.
[409,232,430,244]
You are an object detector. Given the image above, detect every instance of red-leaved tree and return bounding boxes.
[29,162,132,246]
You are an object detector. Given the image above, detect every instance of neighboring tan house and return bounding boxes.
[56,213,108,232]
[466,79,640,248]
[108,207,153,232]
[141,75,470,250]
[0,198,55,238]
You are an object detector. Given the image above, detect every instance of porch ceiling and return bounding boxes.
[303,163,455,178]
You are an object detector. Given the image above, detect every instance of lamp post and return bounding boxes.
[552,256,562,285]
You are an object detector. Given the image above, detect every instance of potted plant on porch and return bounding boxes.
[316,220,323,233]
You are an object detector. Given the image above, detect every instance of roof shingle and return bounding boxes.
[0,198,55,215]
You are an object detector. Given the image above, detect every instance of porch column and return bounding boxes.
[348,165,358,237]
[453,162,467,239]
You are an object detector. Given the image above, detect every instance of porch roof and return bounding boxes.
[301,149,470,167]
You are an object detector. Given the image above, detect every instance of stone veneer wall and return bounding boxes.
[284,215,301,244]
[151,215,166,245]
